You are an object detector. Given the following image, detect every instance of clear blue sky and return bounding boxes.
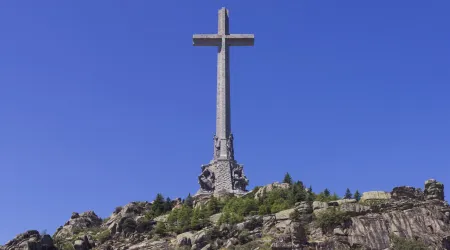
[1,0,449,242]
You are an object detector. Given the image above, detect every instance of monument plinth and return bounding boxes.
[193,8,253,195]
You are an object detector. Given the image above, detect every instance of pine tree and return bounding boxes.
[344,188,352,199]
[331,192,340,201]
[184,193,194,208]
[152,193,165,217]
[283,172,293,185]
[354,190,362,201]
[164,197,172,212]
[323,188,331,197]
[190,207,201,230]
[191,207,208,230]
[207,196,220,214]
[306,185,315,202]
[177,205,193,232]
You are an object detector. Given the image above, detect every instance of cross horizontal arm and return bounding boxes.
[225,34,254,46]
[193,34,255,47]
[193,34,221,46]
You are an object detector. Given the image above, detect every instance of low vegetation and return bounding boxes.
[390,234,428,250]
[315,207,350,232]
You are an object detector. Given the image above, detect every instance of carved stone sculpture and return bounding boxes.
[198,166,215,192]
[227,134,234,160]
[232,164,248,191]
[214,135,220,159]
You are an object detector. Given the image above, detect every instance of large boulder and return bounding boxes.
[3,230,57,250]
[360,191,391,202]
[54,211,102,239]
[335,199,357,205]
[103,201,153,235]
[275,208,296,220]
[176,232,194,247]
[425,179,445,201]
[313,201,328,210]
[295,201,313,214]
[254,182,290,199]
[339,203,371,216]
[73,235,92,250]
[391,186,424,200]
[272,222,307,249]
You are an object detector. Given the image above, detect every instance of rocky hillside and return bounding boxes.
[2,179,449,250]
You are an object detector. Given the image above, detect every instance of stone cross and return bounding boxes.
[193,7,254,160]
[193,8,252,195]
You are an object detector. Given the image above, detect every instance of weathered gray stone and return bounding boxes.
[194,7,253,195]
[275,208,295,220]
[313,201,328,210]
[2,230,59,250]
[224,237,238,248]
[176,232,194,247]
[336,199,357,205]
[54,211,102,239]
[275,219,292,230]
[339,203,371,216]
[294,201,313,214]
[360,191,391,202]
[425,179,445,201]
[391,186,424,200]
[254,182,290,199]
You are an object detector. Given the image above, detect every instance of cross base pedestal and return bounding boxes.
[196,159,248,196]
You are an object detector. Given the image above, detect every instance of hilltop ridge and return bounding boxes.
[2,178,449,250]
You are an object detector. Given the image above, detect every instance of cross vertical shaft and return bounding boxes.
[216,8,231,158]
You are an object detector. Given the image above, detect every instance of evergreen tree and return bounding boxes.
[207,196,221,214]
[184,193,194,208]
[288,181,306,204]
[191,207,208,230]
[151,193,165,217]
[323,188,331,197]
[172,205,193,233]
[164,197,172,212]
[330,192,340,201]
[344,188,353,199]
[283,172,293,185]
[354,190,362,201]
[306,185,315,202]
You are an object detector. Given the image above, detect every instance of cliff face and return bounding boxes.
[2,179,449,250]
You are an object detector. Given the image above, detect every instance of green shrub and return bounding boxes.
[59,242,75,250]
[154,221,167,236]
[315,207,349,232]
[166,204,211,233]
[258,204,271,215]
[218,211,244,225]
[390,234,428,250]
[95,230,111,244]
[315,189,340,202]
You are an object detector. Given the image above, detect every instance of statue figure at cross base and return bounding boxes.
[193,7,253,195]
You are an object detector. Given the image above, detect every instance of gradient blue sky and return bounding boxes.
[1,0,449,242]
